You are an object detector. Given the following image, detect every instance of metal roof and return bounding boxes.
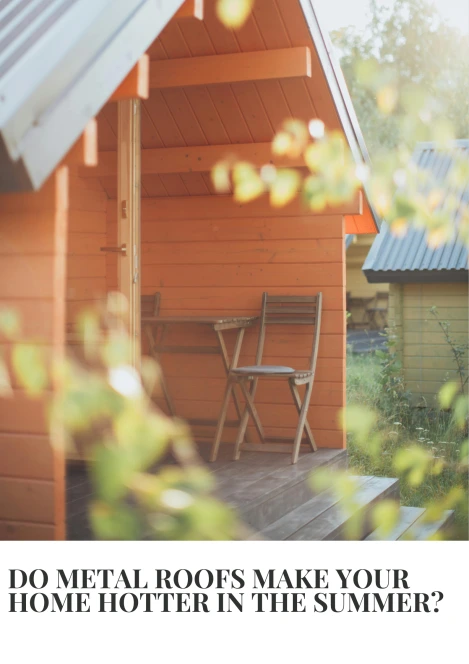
[0,0,184,192]
[363,140,469,283]
[345,234,355,250]
[0,0,380,227]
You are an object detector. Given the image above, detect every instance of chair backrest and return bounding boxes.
[254,292,322,372]
[141,292,161,318]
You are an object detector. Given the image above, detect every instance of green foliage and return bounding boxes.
[346,351,468,539]
[331,0,469,155]
[430,306,469,395]
[3,303,241,541]
[12,345,48,397]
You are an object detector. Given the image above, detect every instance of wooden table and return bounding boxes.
[142,315,258,434]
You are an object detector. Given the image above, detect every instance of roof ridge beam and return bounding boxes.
[149,47,312,89]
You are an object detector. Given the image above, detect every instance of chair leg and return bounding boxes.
[238,380,265,444]
[291,381,314,464]
[233,377,260,460]
[289,381,317,452]
[210,380,234,462]
[233,399,250,462]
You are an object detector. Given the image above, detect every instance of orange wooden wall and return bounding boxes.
[107,195,346,449]
[66,173,108,337]
[0,169,68,540]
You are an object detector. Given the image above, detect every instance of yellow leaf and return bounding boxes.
[377,85,398,114]
[211,161,231,193]
[390,217,408,238]
[272,131,294,156]
[427,226,451,249]
[269,169,300,207]
[427,189,444,210]
[232,161,264,203]
[216,0,254,29]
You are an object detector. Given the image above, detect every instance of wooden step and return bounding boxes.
[400,509,455,541]
[366,506,455,541]
[365,506,425,540]
[260,476,400,541]
[216,449,348,532]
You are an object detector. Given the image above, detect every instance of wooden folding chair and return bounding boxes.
[210,292,322,465]
[141,292,175,416]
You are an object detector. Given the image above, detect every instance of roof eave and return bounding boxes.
[0,0,185,193]
[364,268,469,284]
[299,0,381,232]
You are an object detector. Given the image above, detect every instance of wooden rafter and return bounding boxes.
[106,191,363,219]
[62,120,98,168]
[80,142,307,177]
[110,55,150,102]
[150,47,312,88]
[175,0,204,20]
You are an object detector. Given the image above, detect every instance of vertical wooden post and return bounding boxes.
[117,99,141,369]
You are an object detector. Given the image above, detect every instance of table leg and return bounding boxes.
[215,328,251,443]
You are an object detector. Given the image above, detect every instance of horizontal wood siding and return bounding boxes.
[107,199,346,449]
[390,283,468,405]
[66,173,108,338]
[0,168,67,540]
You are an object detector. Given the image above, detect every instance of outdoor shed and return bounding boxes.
[363,141,469,405]
[0,0,378,540]
[346,233,389,328]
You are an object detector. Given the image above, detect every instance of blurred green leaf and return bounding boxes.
[12,344,48,396]
[90,501,142,540]
[91,444,132,503]
[371,500,400,538]
[270,169,301,207]
[439,381,460,409]
[0,308,21,340]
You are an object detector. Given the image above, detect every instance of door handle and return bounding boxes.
[100,244,127,255]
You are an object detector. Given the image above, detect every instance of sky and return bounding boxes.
[315,0,469,34]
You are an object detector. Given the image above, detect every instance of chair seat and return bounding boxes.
[232,364,296,376]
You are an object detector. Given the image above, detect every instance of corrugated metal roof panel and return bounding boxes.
[363,141,469,282]
[0,0,184,192]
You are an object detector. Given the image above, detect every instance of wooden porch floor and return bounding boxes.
[66,443,453,541]
[66,444,347,540]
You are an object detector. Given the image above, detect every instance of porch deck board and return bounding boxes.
[66,445,346,540]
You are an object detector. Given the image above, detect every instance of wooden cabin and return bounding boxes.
[0,0,378,540]
[346,234,389,328]
[363,141,468,405]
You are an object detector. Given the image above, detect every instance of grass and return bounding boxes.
[346,350,469,540]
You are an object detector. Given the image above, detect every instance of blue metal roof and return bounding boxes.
[363,140,469,283]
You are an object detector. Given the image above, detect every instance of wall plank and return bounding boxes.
[0,168,67,540]
[109,202,347,449]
